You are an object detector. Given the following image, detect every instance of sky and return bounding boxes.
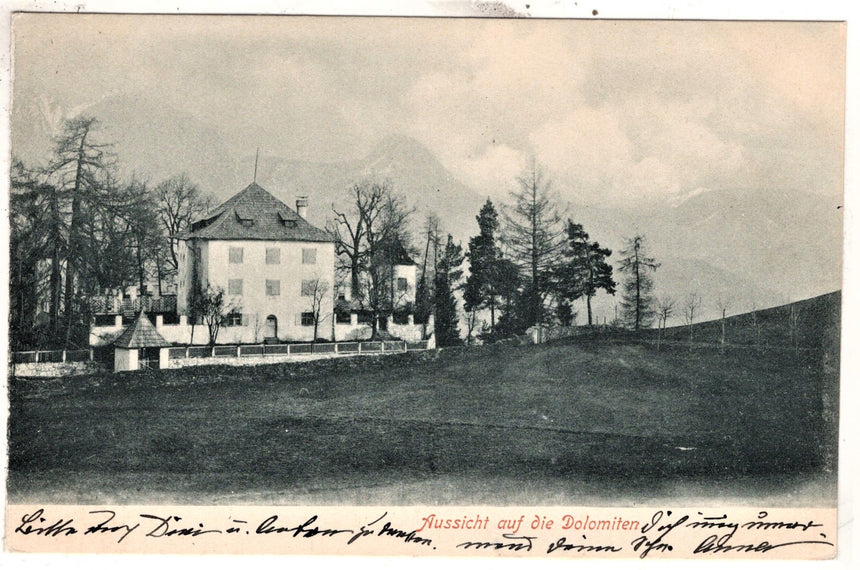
[10,14,845,208]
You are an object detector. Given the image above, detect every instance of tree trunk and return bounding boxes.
[688,317,694,352]
[156,260,164,296]
[631,242,642,330]
[586,293,593,327]
[490,296,496,333]
[48,187,63,337]
[63,127,91,347]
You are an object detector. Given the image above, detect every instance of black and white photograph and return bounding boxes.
[3,1,853,561]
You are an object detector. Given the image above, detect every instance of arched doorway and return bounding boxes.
[264,314,278,340]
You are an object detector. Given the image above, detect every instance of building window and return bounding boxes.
[229,247,243,263]
[266,247,280,264]
[393,311,410,325]
[301,312,315,326]
[302,248,317,264]
[94,314,117,326]
[266,279,281,296]
[228,279,243,295]
[222,311,242,327]
[397,277,408,292]
[301,279,314,296]
[335,310,351,324]
[240,219,254,228]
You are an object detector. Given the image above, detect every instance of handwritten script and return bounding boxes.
[10,507,835,558]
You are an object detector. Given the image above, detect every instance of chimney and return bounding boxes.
[296,196,308,219]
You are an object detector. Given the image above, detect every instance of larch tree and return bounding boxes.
[9,160,55,349]
[46,116,116,345]
[617,235,659,330]
[502,163,565,329]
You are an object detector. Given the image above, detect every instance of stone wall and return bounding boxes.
[10,361,107,378]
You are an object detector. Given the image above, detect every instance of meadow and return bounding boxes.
[7,324,838,506]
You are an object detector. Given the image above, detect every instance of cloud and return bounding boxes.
[11,16,844,207]
[449,143,528,195]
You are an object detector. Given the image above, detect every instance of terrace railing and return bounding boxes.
[11,348,94,364]
[88,295,177,315]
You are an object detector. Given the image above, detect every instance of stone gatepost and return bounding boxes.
[159,347,170,369]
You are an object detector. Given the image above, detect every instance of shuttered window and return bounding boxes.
[229,247,243,263]
[222,312,242,327]
[266,279,280,296]
[301,280,314,296]
[302,248,317,264]
[228,279,243,295]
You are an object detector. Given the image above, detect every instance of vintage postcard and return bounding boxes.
[3,2,852,564]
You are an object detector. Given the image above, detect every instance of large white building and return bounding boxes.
[176,182,337,343]
[88,182,430,347]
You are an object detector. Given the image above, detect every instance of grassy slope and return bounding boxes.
[7,338,837,506]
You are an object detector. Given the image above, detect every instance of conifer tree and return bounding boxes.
[555,220,616,326]
[433,234,464,346]
[502,162,565,329]
[48,116,116,344]
[618,235,659,330]
[464,198,503,333]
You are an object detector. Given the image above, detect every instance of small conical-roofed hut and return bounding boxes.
[113,312,170,371]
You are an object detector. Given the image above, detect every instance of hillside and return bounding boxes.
[9,325,837,506]
[645,290,841,355]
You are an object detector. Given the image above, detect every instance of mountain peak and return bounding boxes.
[366,134,439,164]
[668,186,714,208]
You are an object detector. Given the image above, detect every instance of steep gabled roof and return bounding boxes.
[391,238,416,266]
[114,312,170,348]
[184,182,334,242]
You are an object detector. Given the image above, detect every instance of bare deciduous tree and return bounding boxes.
[331,181,414,338]
[194,285,236,346]
[656,297,675,351]
[305,277,331,342]
[683,292,702,350]
[717,295,733,349]
[748,303,763,351]
[154,173,215,279]
[789,303,801,354]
